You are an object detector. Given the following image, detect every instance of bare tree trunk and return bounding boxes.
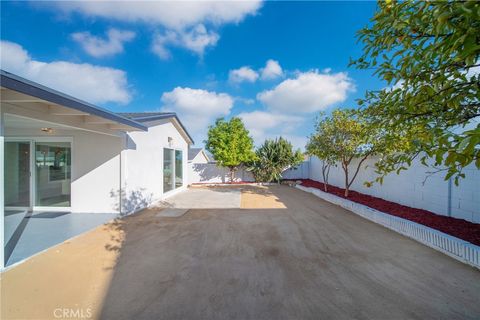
[342,161,349,197]
[229,167,235,183]
[321,161,331,192]
[345,155,369,197]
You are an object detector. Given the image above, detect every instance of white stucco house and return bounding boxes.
[0,70,194,268]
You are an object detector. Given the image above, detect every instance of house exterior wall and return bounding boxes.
[305,156,480,223]
[123,119,189,211]
[4,126,123,213]
[3,106,191,214]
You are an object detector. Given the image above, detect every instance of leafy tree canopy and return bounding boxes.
[248,137,304,183]
[351,0,480,184]
[205,117,255,181]
[307,109,393,196]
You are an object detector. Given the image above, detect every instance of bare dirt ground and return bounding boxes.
[1,185,479,320]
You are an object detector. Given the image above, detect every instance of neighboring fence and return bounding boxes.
[282,161,310,180]
[299,156,479,223]
[188,162,254,184]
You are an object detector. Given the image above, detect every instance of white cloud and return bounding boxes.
[152,24,219,59]
[161,87,233,144]
[72,28,136,58]
[229,59,282,84]
[260,59,283,80]
[238,110,306,149]
[49,1,262,58]
[229,66,259,83]
[257,70,354,113]
[0,41,131,104]
[53,1,262,29]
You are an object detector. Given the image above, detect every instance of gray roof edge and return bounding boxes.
[119,113,195,145]
[0,70,147,131]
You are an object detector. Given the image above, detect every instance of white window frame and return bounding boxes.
[5,136,73,212]
[163,147,184,195]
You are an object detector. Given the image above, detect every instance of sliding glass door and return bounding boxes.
[163,148,174,193]
[35,142,71,207]
[4,139,72,210]
[175,150,183,189]
[5,141,31,208]
[163,148,183,193]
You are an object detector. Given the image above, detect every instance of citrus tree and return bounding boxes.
[205,117,255,182]
[306,114,338,192]
[310,109,391,197]
[248,137,304,183]
[351,0,480,185]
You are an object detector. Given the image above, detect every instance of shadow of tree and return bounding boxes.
[110,188,153,216]
[191,163,255,183]
[192,163,227,183]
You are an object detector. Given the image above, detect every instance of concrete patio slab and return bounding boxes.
[2,185,479,320]
[158,186,241,209]
[4,210,118,267]
[156,208,189,218]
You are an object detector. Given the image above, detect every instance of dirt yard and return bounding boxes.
[1,185,479,319]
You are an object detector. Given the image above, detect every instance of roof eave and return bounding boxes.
[0,70,147,131]
[128,114,195,145]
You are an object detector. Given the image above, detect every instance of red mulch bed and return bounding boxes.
[191,181,255,185]
[294,179,480,246]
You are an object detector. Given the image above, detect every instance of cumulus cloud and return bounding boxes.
[48,1,262,58]
[52,1,262,29]
[0,41,131,104]
[229,66,259,83]
[152,24,219,59]
[229,59,282,84]
[238,110,306,149]
[257,70,354,113]
[260,59,283,80]
[72,28,136,58]
[161,87,233,143]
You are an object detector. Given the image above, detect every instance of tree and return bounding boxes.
[351,0,480,185]
[248,137,304,183]
[306,114,338,192]
[311,109,389,197]
[205,117,255,182]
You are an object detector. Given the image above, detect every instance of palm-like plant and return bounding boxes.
[248,137,304,183]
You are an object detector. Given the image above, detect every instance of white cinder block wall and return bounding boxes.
[305,156,480,223]
[188,163,254,184]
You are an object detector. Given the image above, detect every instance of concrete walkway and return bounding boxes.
[2,185,479,319]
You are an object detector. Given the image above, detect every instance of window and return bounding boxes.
[163,148,174,193]
[163,148,183,193]
[35,143,71,182]
[35,142,72,207]
[175,150,183,189]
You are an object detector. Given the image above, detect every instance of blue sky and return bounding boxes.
[0,1,384,148]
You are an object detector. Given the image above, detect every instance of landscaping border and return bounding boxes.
[296,185,480,269]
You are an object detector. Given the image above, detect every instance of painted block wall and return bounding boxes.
[188,163,254,184]
[282,161,310,180]
[306,156,480,223]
